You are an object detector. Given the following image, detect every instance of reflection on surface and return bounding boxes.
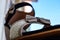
[24,6,32,13]
[26,23,44,31]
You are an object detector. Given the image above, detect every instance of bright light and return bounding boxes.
[24,6,32,13]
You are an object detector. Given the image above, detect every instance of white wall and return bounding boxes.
[0,0,7,40]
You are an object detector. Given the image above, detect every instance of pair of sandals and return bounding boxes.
[5,2,60,40]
